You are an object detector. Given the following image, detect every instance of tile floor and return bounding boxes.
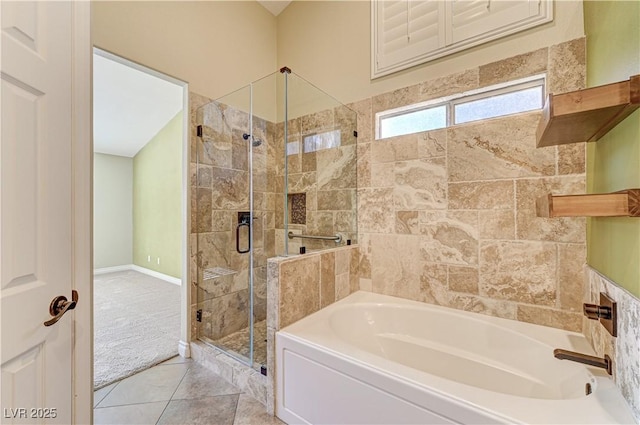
[212,320,268,366]
[94,356,283,425]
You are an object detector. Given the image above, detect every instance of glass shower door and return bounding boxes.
[192,68,356,371]
[194,84,254,365]
[247,72,280,368]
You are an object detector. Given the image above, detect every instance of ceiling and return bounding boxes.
[257,0,292,16]
[93,52,183,158]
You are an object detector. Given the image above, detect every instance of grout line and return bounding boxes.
[93,383,118,409]
[154,363,193,425]
[94,399,171,410]
[555,242,561,309]
[231,392,243,425]
[513,180,518,240]
[447,173,586,185]
[96,398,171,410]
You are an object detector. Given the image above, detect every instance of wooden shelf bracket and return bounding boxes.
[536,75,640,147]
[536,189,640,218]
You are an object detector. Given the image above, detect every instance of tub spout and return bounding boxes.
[553,349,612,375]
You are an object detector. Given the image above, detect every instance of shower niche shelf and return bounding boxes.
[536,74,640,147]
[536,189,640,218]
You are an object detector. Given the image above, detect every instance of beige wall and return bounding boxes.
[91,0,584,104]
[94,153,133,269]
[92,1,277,100]
[276,0,585,104]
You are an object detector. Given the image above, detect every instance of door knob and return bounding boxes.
[44,290,78,327]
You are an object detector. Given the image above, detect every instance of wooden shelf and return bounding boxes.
[536,75,640,147]
[536,189,640,217]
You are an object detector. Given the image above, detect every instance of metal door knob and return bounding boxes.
[44,290,78,327]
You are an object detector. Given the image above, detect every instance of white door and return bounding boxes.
[0,2,91,424]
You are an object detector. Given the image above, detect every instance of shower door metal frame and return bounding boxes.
[246,82,255,367]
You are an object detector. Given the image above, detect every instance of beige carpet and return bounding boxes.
[94,270,180,389]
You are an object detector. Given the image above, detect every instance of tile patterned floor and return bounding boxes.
[94,356,283,425]
[213,320,268,366]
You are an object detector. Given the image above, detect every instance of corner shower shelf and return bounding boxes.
[536,74,640,147]
[536,189,640,217]
[203,267,237,281]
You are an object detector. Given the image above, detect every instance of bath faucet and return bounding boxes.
[553,349,612,375]
[583,292,617,337]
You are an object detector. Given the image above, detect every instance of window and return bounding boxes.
[372,0,553,78]
[287,130,342,156]
[286,141,300,156]
[304,130,341,153]
[376,76,545,140]
[452,81,544,125]
[379,104,446,139]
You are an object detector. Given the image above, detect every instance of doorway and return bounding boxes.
[92,48,189,389]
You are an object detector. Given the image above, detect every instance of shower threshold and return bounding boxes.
[199,319,267,370]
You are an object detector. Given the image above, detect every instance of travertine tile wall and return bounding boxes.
[274,106,358,253]
[352,37,588,332]
[265,244,359,413]
[189,93,275,343]
[584,267,640,421]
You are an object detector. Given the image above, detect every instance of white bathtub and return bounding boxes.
[275,291,635,424]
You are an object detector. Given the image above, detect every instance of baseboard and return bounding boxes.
[178,340,191,358]
[131,265,182,286]
[93,264,133,275]
[94,264,182,286]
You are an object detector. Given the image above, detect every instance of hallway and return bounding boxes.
[93,356,282,424]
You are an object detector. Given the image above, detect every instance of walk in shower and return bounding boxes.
[191,68,357,370]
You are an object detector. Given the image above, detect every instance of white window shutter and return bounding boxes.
[449,0,538,44]
[373,0,444,77]
[371,0,553,79]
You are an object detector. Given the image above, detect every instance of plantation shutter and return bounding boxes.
[374,0,444,76]
[448,0,541,44]
[371,0,552,78]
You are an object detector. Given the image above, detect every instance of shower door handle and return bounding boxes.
[236,222,251,254]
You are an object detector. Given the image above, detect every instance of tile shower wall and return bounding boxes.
[189,93,275,344]
[265,244,359,413]
[584,267,640,421]
[353,38,588,332]
[274,107,358,253]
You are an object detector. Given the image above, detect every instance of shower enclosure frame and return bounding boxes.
[192,66,357,371]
